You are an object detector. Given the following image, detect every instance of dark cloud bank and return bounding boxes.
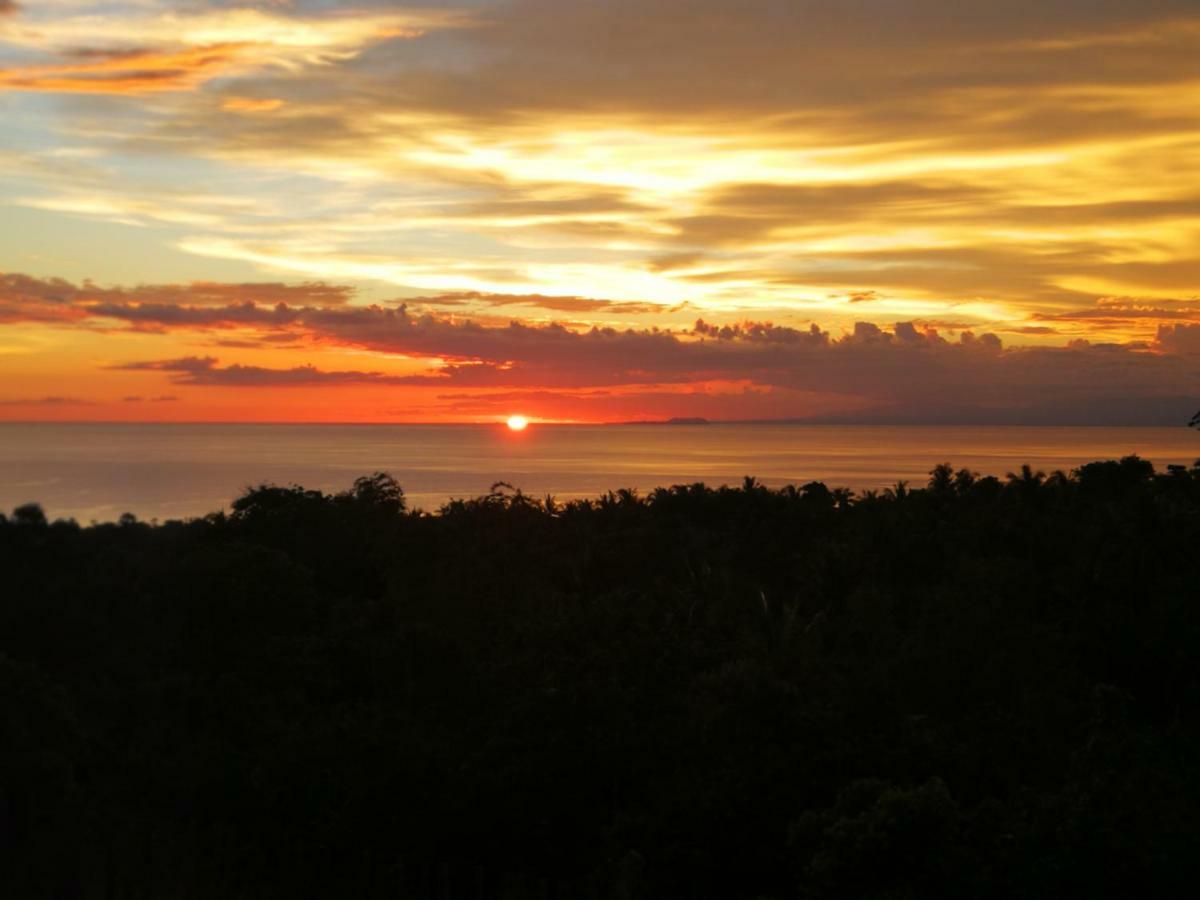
[5,272,1199,424]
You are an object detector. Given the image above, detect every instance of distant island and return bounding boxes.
[624,415,712,425]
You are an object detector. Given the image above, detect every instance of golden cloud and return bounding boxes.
[220,96,286,114]
[0,5,463,94]
[0,44,251,94]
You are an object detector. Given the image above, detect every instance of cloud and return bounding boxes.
[847,291,881,304]
[88,301,304,331]
[1031,297,1200,339]
[109,355,417,388]
[4,269,1196,423]
[1155,324,1200,354]
[0,274,93,325]
[90,0,1187,322]
[0,5,461,95]
[1005,326,1061,336]
[0,44,255,95]
[5,1,1198,335]
[377,0,1200,122]
[1068,297,1200,321]
[104,309,1200,424]
[7,5,1200,427]
[220,96,286,113]
[673,181,1200,249]
[415,291,668,316]
[0,396,96,407]
[0,273,354,325]
[0,273,677,331]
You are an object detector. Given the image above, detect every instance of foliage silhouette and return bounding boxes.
[3,455,1200,898]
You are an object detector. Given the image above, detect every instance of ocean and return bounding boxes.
[1,422,1198,523]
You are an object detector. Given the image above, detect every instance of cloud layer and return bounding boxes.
[2,0,1198,329]
[0,3,453,93]
[2,271,1197,424]
[2,3,1199,421]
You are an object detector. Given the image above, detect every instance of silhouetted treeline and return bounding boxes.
[4,459,1200,899]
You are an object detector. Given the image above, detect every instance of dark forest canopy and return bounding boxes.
[4,458,1200,899]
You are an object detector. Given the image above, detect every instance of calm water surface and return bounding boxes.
[1,423,1198,522]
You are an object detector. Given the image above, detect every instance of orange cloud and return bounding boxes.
[0,44,251,94]
[221,96,286,113]
[0,273,354,315]
[5,268,1200,425]
[0,5,456,95]
[98,322,1200,425]
[0,395,95,408]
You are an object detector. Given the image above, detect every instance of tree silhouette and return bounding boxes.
[10,502,46,526]
[342,471,405,512]
[3,461,1200,898]
[1006,463,1046,486]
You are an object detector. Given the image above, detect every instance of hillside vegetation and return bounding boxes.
[3,457,1200,898]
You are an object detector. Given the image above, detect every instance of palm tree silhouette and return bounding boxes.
[1006,464,1045,487]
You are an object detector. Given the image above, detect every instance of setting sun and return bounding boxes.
[506,415,529,431]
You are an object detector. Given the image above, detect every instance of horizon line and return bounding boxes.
[0,419,1196,429]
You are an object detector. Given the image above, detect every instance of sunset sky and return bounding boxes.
[2,0,1199,423]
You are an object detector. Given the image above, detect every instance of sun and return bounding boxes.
[506,415,529,431]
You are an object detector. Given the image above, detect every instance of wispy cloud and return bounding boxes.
[0,273,357,305]
[0,44,254,94]
[110,355,415,387]
[0,395,96,407]
[3,2,1193,328]
[0,3,463,94]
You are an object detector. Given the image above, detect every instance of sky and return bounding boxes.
[1,0,1199,424]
